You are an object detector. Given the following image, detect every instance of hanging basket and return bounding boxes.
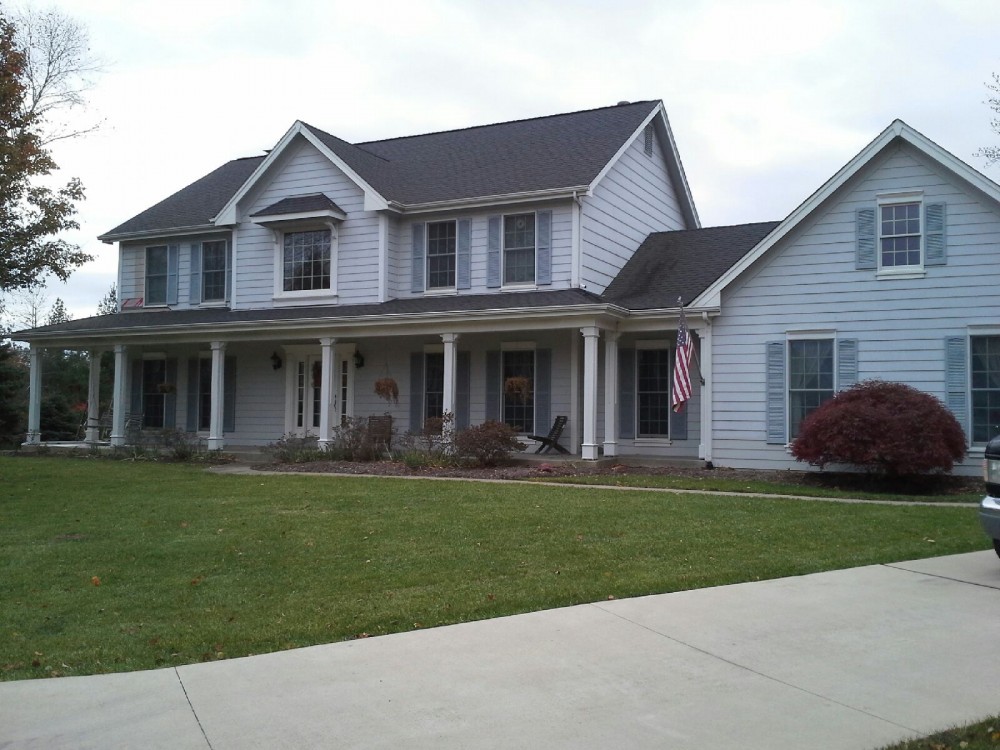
[504,376,531,403]
[374,377,399,404]
[156,382,176,394]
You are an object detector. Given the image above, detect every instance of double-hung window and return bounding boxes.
[971,335,1000,443]
[202,240,227,302]
[503,213,535,285]
[636,348,671,437]
[879,201,921,270]
[788,338,834,439]
[282,229,331,292]
[424,352,445,424]
[426,222,456,290]
[142,359,167,428]
[145,246,169,305]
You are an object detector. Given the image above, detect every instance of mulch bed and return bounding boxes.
[259,460,982,497]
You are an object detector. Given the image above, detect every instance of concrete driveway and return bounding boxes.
[2,551,999,750]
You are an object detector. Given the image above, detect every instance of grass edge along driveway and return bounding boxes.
[0,457,987,681]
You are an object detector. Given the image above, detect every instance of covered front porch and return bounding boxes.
[16,299,713,463]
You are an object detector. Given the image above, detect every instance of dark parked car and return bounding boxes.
[980,435,1000,558]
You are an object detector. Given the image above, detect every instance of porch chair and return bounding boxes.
[527,415,569,455]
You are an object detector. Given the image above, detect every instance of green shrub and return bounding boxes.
[454,421,525,467]
[266,433,328,463]
[791,380,967,476]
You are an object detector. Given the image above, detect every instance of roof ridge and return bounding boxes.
[355,100,661,147]
[653,220,781,234]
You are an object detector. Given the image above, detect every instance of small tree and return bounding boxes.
[791,380,966,476]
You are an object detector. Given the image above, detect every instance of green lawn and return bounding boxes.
[531,473,983,504]
[877,715,1000,749]
[0,456,988,681]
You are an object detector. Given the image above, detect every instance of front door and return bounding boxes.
[285,347,355,436]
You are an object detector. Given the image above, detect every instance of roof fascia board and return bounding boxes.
[250,208,347,225]
[691,121,911,309]
[98,225,231,244]
[14,303,630,346]
[213,123,389,226]
[388,187,586,214]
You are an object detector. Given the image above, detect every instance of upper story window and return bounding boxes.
[146,246,169,305]
[202,240,227,302]
[283,229,331,292]
[504,213,535,285]
[880,202,921,269]
[427,221,457,289]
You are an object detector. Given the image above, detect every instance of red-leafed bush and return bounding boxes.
[791,380,966,476]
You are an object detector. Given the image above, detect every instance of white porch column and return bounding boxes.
[318,337,336,448]
[85,351,102,443]
[580,326,600,460]
[441,333,459,432]
[24,345,42,445]
[699,321,714,464]
[208,341,226,451]
[603,331,619,458]
[110,344,127,446]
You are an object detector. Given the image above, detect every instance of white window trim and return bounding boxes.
[200,238,229,304]
[634,343,673,440]
[785,331,837,445]
[270,222,339,303]
[425,219,458,293]
[145,244,169,308]
[876,191,925,277]
[500,346,536,435]
[501,210,538,288]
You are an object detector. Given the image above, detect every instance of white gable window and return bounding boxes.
[426,221,457,289]
[282,229,332,292]
[504,213,536,285]
[879,201,921,270]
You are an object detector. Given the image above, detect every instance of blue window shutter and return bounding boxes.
[536,211,552,286]
[487,216,501,289]
[485,350,500,421]
[186,358,199,431]
[618,348,636,439]
[411,223,425,293]
[223,356,236,433]
[457,219,471,290]
[130,359,143,420]
[189,242,202,305]
[945,336,968,439]
[166,244,180,305]
[669,348,688,440]
[163,358,178,429]
[534,349,551,434]
[409,352,424,431]
[856,208,876,270]
[766,341,786,444]
[837,338,859,390]
[456,351,471,429]
[225,241,233,303]
[925,202,947,266]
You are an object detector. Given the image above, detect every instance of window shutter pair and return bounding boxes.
[486,212,552,288]
[617,348,687,440]
[855,203,947,269]
[411,221,472,292]
[764,339,858,444]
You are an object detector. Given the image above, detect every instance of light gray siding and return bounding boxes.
[391,201,575,299]
[118,243,144,304]
[234,137,380,308]
[711,142,1000,475]
[579,127,688,294]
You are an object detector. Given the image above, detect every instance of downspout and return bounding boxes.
[571,190,583,288]
[699,311,714,467]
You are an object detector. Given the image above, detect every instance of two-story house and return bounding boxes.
[18,102,1000,476]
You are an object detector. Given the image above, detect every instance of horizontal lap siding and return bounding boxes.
[580,129,686,294]
[711,142,1000,476]
[224,344,286,445]
[119,244,144,302]
[391,201,574,299]
[235,138,379,308]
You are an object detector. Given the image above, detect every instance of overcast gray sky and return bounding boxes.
[15,0,1000,321]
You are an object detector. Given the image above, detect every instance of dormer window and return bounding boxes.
[283,230,331,291]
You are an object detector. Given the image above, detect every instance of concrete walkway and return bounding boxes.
[2,551,999,749]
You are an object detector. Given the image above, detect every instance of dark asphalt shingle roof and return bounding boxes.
[250,193,345,217]
[602,222,781,309]
[101,101,660,238]
[100,156,265,240]
[17,289,605,339]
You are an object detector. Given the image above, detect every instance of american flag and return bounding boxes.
[672,304,693,413]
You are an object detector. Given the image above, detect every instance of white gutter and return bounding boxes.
[98,224,232,244]
[387,186,589,214]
